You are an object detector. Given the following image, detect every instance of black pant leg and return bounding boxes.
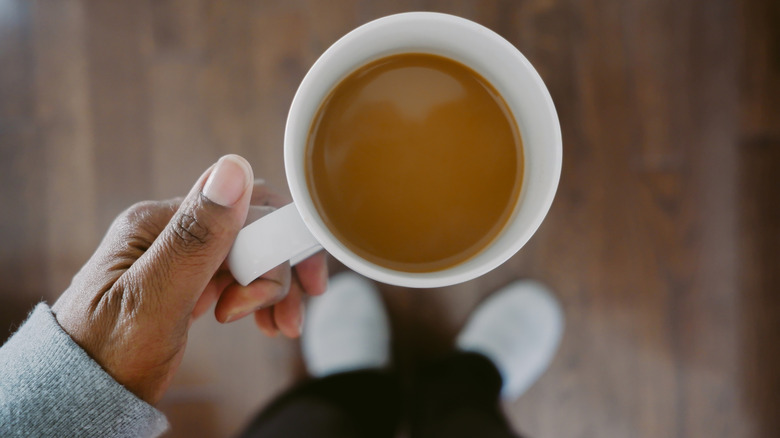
[410,352,522,438]
[237,370,401,438]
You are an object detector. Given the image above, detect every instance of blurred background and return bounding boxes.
[1,0,778,437]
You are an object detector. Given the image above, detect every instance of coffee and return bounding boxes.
[306,53,523,272]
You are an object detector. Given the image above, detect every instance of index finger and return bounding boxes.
[215,262,292,323]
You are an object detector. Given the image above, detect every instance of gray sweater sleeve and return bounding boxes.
[0,303,169,437]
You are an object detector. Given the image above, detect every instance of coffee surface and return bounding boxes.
[306,53,522,272]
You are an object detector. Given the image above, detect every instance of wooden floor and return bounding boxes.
[1,1,778,437]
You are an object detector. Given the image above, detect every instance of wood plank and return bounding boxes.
[147,0,214,199]
[677,0,744,435]
[738,137,780,438]
[738,1,780,437]
[82,0,155,228]
[32,0,99,295]
[512,0,666,435]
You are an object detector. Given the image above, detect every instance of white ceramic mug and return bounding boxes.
[228,12,562,288]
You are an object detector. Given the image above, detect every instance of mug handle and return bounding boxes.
[227,203,322,286]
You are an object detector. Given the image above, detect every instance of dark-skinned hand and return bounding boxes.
[52,155,327,404]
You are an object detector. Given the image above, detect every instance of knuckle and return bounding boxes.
[121,201,159,227]
[171,210,210,249]
[125,200,158,218]
[113,200,175,247]
[109,201,160,239]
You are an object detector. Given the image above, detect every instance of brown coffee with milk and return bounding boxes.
[305,53,523,273]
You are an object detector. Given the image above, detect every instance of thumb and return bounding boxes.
[134,154,253,313]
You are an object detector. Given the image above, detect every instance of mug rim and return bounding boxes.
[285,12,562,288]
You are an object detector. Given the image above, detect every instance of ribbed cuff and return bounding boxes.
[0,303,169,437]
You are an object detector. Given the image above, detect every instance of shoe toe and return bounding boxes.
[302,272,391,377]
[457,280,564,400]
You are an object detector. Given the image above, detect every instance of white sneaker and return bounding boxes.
[456,280,564,400]
[302,272,391,378]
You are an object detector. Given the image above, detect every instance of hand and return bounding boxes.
[51,155,327,404]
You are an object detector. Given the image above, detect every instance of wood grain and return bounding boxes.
[0,1,777,437]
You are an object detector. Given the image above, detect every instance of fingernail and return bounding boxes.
[203,155,252,207]
[224,309,251,323]
[261,326,278,338]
